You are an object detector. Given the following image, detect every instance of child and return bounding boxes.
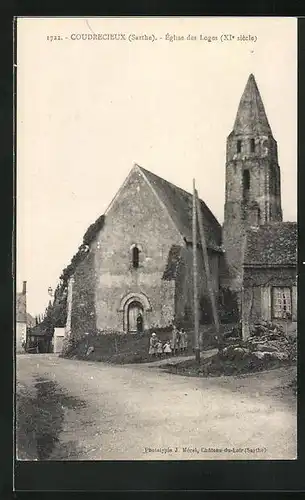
[156,340,163,359]
[163,340,172,357]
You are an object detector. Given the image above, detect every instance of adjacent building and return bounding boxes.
[242,222,297,337]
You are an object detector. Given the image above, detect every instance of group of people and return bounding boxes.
[148,325,188,358]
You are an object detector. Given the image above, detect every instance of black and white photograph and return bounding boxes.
[16,16,297,461]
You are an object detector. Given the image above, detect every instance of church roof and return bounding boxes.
[137,165,222,252]
[232,74,272,136]
[244,222,297,267]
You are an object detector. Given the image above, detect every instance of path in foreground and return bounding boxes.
[16,354,297,460]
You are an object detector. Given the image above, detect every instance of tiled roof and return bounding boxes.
[244,222,297,267]
[138,166,222,252]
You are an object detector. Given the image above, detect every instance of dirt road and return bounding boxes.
[16,354,297,461]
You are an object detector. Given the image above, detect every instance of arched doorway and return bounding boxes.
[127,301,143,333]
[118,292,152,333]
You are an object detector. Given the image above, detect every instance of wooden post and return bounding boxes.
[192,179,200,363]
[195,190,221,348]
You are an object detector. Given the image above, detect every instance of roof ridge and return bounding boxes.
[137,164,221,229]
[137,165,192,197]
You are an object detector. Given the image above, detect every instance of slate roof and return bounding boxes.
[138,166,222,252]
[244,222,297,267]
[232,74,272,136]
[16,293,26,323]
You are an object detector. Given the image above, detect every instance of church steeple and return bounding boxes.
[232,74,272,136]
[222,73,283,299]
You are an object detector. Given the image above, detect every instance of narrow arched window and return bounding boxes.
[132,246,139,268]
[237,140,242,153]
[250,138,255,153]
[243,169,250,202]
[243,169,250,190]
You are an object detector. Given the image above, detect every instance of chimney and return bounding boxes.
[22,281,27,295]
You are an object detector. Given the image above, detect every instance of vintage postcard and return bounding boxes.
[16,16,297,461]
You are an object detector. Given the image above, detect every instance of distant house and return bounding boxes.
[26,324,53,353]
[242,222,297,337]
[16,281,27,353]
[26,313,36,329]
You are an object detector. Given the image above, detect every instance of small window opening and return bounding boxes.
[132,246,139,268]
[250,138,255,153]
[243,169,250,201]
[243,169,250,190]
[272,287,292,319]
[237,140,242,153]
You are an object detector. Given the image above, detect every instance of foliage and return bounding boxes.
[218,288,240,323]
[60,245,88,282]
[82,214,105,246]
[59,215,105,282]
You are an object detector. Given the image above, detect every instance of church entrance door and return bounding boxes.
[127,301,143,333]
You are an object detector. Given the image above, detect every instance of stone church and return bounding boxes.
[63,74,297,339]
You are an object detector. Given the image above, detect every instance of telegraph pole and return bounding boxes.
[192,179,200,363]
[195,189,221,348]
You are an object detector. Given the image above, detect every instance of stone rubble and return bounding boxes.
[222,320,296,363]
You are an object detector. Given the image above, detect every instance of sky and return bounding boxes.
[17,17,297,316]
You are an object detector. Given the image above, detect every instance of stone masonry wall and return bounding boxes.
[223,133,282,307]
[70,248,97,339]
[93,168,185,332]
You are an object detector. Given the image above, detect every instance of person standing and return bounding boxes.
[171,324,179,356]
[148,332,158,358]
[137,314,143,334]
[179,328,188,353]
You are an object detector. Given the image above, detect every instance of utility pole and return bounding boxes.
[195,189,221,349]
[192,179,200,363]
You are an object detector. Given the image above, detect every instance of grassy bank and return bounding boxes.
[16,377,86,460]
[62,324,237,364]
[161,351,294,377]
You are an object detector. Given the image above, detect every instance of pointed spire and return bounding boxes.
[232,74,272,135]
